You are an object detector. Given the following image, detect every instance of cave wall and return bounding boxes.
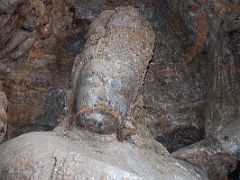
[0,0,239,156]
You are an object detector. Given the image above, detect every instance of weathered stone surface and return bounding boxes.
[0,126,207,180]
[173,119,240,180]
[71,0,208,152]
[0,0,85,138]
[0,91,7,142]
[171,2,240,178]
[72,6,155,134]
[0,0,238,153]
[0,1,239,178]
[128,0,206,152]
[0,0,226,148]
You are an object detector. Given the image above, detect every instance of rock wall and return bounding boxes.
[0,0,239,179]
[0,0,85,137]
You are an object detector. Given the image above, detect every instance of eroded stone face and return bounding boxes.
[0,5,208,179]
[0,1,239,178]
[72,6,155,134]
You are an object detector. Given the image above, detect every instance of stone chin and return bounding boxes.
[75,105,122,134]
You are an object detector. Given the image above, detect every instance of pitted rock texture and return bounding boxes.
[171,1,240,178]
[72,6,155,134]
[0,0,85,138]
[0,1,239,178]
[0,91,7,142]
[173,119,240,179]
[0,126,207,180]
